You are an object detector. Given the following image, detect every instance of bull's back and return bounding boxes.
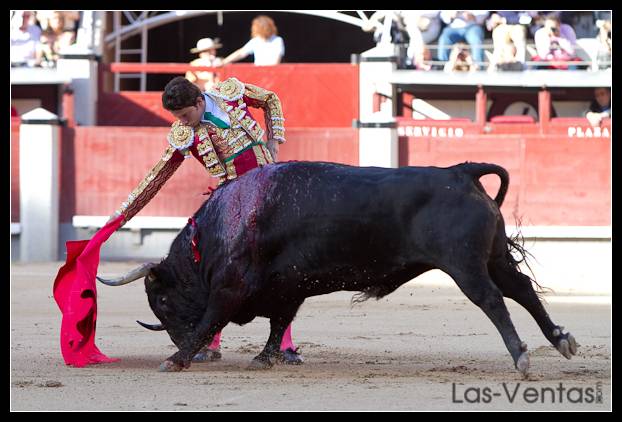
[203,161,503,274]
[191,161,507,302]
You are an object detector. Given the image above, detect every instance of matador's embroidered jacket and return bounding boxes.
[115,77,286,223]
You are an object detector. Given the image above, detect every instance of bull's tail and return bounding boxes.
[505,223,552,297]
[460,162,509,207]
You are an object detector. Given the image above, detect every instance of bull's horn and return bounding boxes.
[136,320,166,331]
[97,262,157,286]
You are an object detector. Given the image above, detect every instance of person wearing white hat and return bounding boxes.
[186,37,224,91]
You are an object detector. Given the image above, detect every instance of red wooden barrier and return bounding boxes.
[397,117,611,226]
[11,117,20,222]
[99,63,359,128]
[60,126,359,221]
[14,113,610,229]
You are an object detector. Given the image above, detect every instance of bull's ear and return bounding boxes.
[146,271,157,284]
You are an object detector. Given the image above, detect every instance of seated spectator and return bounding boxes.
[444,43,477,72]
[437,11,489,69]
[220,15,284,66]
[401,11,442,44]
[532,13,579,69]
[560,11,598,39]
[595,18,611,69]
[527,11,558,37]
[10,10,42,67]
[585,87,611,127]
[417,11,442,44]
[486,11,535,64]
[486,42,524,72]
[396,12,427,70]
[40,11,76,66]
[185,37,223,91]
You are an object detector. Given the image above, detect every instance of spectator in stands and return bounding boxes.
[595,18,611,69]
[444,42,477,72]
[10,10,42,67]
[361,11,412,68]
[560,11,598,39]
[402,11,442,45]
[39,11,76,66]
[185,37,223,91]
[36,11,81,33]
[219,15,284,66]
[486,11,535,64]
[585,87,611,127]
[527,11,558,37]
[361,11,437,70]
[532,13,579,70]
[437,11,488,69]
[399,11,441,70]
[486,41,524,72]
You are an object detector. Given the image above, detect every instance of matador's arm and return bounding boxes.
[242,83,286,144]
[111,145,184,226]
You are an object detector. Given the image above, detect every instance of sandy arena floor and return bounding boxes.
[11,261,611,411]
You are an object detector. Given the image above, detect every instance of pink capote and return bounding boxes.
[52,215,125,367]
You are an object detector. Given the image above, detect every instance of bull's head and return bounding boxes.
[97,260,205,349]
[97,262,166,331]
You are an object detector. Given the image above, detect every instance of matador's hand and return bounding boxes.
[266,139,279,162]
[106,211,126,227]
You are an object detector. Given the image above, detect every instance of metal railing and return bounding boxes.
[399,42,611,70]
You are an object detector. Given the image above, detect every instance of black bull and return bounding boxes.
[99,161,577,374]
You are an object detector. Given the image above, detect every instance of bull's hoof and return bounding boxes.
[247,354,274,370]
[192,347,222,363]
[516,351,530,378]
[277,348,304,365]
[158,360,185,372]
[557,332,578,359]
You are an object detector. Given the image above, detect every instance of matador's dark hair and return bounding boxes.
[162,76,203,111]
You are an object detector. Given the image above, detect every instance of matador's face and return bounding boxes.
[170,96,205,128]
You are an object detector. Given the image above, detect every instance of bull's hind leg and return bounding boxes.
[447,266,530,376]
[489,261,578,360]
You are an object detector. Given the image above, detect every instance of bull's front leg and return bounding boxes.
[248,302,304,370]
[159,314,229,372]
[247,317,290,370]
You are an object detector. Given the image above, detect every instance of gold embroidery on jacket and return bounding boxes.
[208,77,245,101]
[167,121,194,151]
[242,83,286,143]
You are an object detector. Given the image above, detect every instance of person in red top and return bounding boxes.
[109,76,302,364]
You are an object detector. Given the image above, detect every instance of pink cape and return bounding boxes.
[52,215,124,367]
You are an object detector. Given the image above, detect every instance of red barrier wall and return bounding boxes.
[11,117,20,222]
[99,64,359,128]
[60,126,358,221]
[14,117,609,227]
[398,119,611,226]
